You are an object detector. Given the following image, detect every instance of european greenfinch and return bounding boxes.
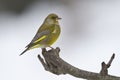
[20,13,61,56]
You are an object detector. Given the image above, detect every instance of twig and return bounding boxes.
[100,53,115,76]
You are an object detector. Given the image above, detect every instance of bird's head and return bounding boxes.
[45,13,61,25]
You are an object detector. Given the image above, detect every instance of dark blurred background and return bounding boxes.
[0,0,34,13]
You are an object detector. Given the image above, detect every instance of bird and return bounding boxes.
[20,13,61,56]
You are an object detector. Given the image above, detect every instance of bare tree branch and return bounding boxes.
[100,53,115,76]
[37,47,120,80]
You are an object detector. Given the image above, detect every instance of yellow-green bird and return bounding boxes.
[20,13,61,56]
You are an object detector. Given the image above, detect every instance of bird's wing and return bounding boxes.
[26,24,56,48]
[26,30,50,48]
[32,30,50,42]
[32,24,56,43]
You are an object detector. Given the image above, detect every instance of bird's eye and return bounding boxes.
[52,16,57,19]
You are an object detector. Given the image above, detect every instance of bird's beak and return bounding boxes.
[58,17,62,20]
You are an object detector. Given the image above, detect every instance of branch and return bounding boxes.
[37,47,120,80]
[100,54,115,76]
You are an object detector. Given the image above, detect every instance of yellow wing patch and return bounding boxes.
[29,44,41,49]
[34,35,46,43]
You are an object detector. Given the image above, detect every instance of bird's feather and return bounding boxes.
[19,47,29,56]
[26,25,54,48]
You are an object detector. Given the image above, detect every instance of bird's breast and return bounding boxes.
[52,24,60,34]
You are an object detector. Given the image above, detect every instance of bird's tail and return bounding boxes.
[19,48,29,56]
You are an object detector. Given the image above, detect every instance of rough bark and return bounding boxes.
[37,47,120,80]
